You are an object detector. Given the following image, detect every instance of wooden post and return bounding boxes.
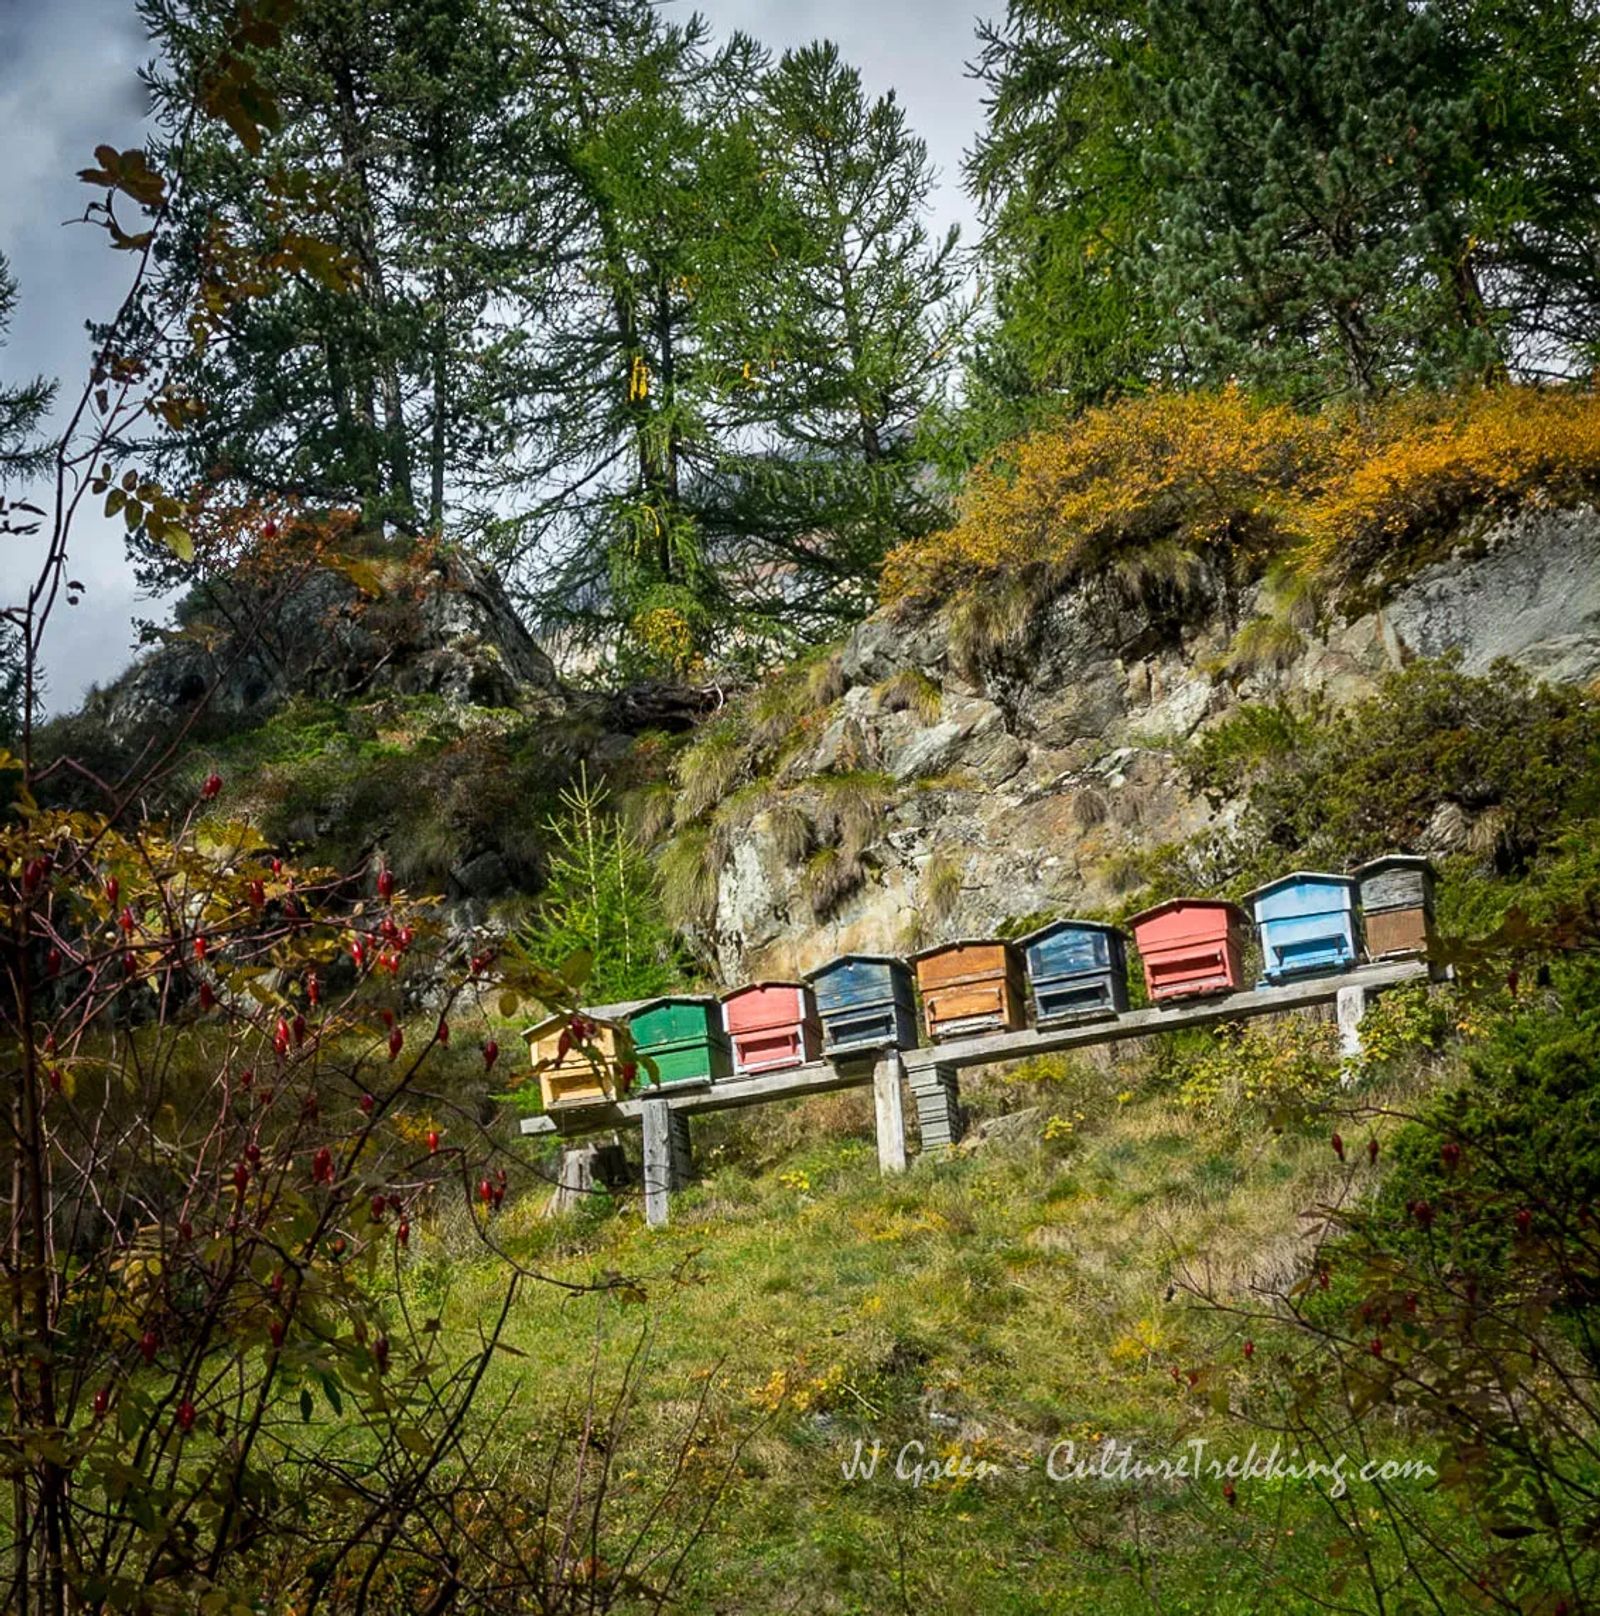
[873,1050,908,1175]
[909,1063,963,1158]
[641,1101,691,1229]
[1337,983,1370,1067]
[549,1144,599,1216]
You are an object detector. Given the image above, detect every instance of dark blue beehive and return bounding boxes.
[1018,920,1130,1026]
[802,954,918,1057]
[1243,871,1359,986]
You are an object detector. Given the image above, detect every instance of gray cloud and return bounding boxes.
[0,0,989,715]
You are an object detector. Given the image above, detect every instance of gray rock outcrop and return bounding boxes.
[702,505,1600,983]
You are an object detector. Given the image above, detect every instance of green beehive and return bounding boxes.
[627,996,731,1087]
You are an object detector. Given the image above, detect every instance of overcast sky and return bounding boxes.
[0,0,989,714]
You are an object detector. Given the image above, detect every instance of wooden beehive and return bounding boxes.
[1243,871,1359,985]
[627,996,731,1087]
[911,939,1027,1042]
[1127,899,1251,1002]
[1353,855,1436,958]
[1018,920,1130,1026]
[721,981,823,1075]
[803,955,918,1057]
[523,1014,630,1110]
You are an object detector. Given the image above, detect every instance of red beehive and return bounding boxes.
[1127,899,1251,1002]
[720,981,822,1075]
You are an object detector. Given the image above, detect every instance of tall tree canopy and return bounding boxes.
[968,0,1600,425]
[134,1,964,674]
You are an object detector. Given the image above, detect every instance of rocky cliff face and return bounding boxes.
[705,505,1600,983]
[91,548,564,734]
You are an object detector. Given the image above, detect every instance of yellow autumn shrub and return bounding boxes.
[884,385,1600,608]
[881,387,1335,603]
[1296,387,1600,584]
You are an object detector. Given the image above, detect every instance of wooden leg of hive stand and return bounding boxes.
[667,1109,693,1188]
[549,1144,597,1216]
[1337,984,1371,1069]
[873,1051,908,1175]
[641,1101,680,1229]
[910,1064,964,1158]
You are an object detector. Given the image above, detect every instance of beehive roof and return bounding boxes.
[1351,853,1434,876]
[801,954,905,979]
[909,937,1018,962]
[1126,897,1250,928]
[1015,918,1126,947]
[1240,870,1355,904]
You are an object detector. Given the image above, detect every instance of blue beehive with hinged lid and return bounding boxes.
[1244,871,1359,986]
[802,955,918,1057]
[1019,920,1130,1026]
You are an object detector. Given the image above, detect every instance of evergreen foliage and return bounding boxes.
[969,0,1600,420]
[526,766,685,1003]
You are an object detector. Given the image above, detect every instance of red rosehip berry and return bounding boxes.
[199,982,215,1011]
[1440,1141,1461,1172]
[1331,1132,1344,1161]
[373,1335,389,1374]
[370,1195,385,1222]
[436,1017,449,1047]
[139,1330,157,1365]
[177,1400,195,1432]
[482,1039,499,1071]
[201,772,223,800]
[388,1026,403,1061]
[360,1092,375,1115]
[397,1219,410,1247]
[427,1129,440,1154]
[306,970,320,1006]
[269,1320,284,1349]
[93,1386,109,1418]
[1242,1340,1254,1359]
[104,876,118,906]
[1515,1207,1532,1236]
[377,867,394,901]
[194,934,207,961]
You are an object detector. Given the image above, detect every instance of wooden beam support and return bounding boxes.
[640,1101,692,1229]
[1336,983,1371,1065]
[873,1051,908,1174]
[909,1064,963,1158]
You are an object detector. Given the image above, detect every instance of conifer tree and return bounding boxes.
[528,768,684,1004]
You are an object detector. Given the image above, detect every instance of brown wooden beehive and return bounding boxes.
[911,939,1027,1042]
[1353,855,1436,959]
[523,1014,631,1110]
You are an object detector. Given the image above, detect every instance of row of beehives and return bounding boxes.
[525,855,1435,1110]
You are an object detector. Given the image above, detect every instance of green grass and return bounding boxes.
[411,1057,1477,1613]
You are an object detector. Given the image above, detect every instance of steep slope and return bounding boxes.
[672,505,1600,981]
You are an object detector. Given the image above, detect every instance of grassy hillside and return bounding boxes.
[432,1027,1470,1614]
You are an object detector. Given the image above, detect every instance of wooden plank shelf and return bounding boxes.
[520,956,1439,1227]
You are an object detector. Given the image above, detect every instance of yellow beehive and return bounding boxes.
[522,1014,631,1109]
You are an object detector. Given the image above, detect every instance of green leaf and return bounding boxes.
[163,525,194,563]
